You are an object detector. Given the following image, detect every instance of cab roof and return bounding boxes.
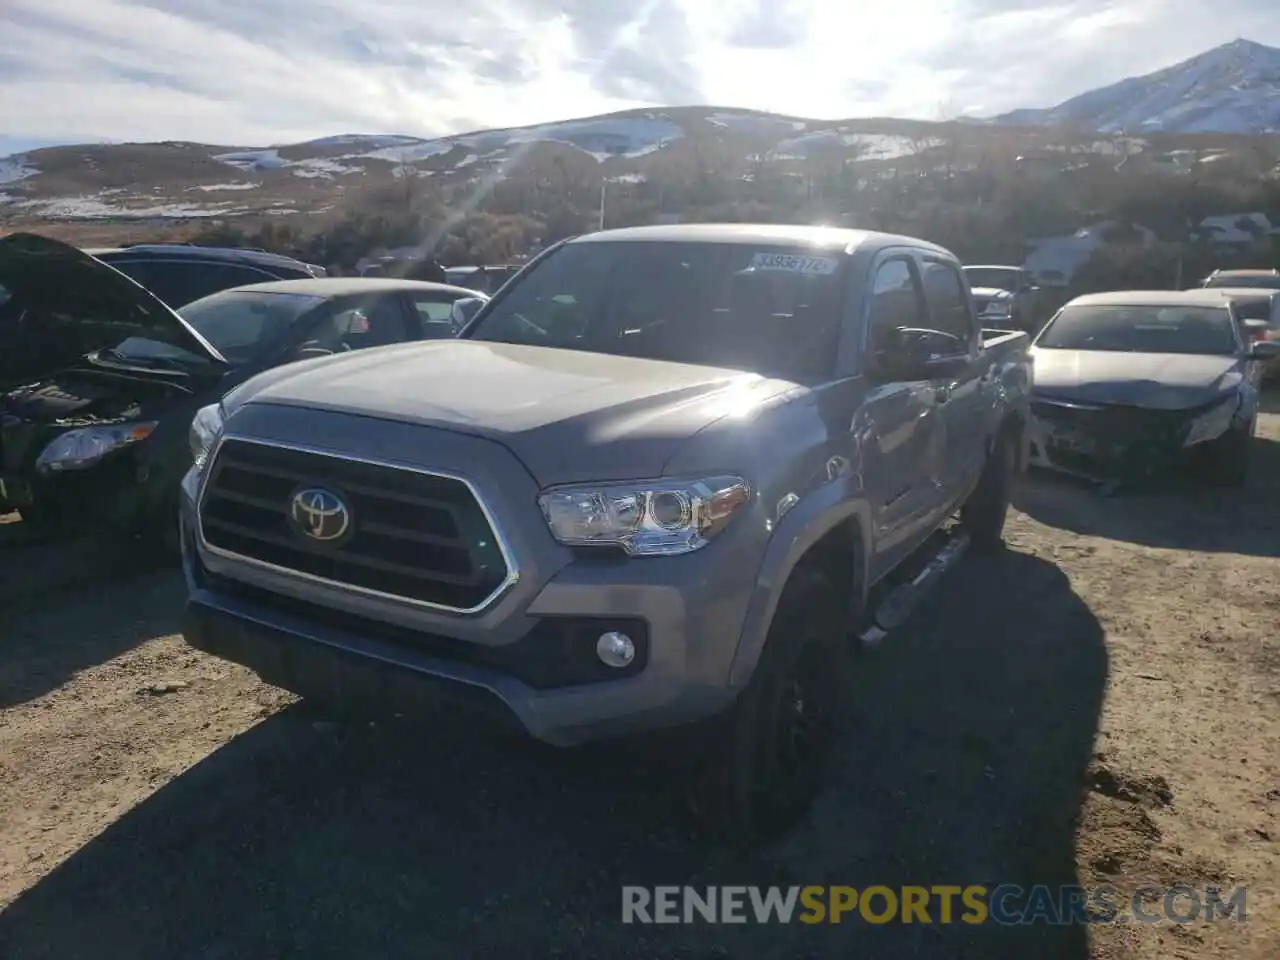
[566,223,955,258]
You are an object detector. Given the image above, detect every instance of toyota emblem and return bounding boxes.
[289,486,352,542]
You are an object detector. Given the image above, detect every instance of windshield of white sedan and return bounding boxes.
[1037,305,1239,355]
[112,291,325,366]
[465,241,845,378]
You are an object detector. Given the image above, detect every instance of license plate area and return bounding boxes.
[1046,428,1097,455]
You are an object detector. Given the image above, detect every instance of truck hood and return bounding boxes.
[0,232,226,390]
[1030,347,1242,409]
[236,339,790,485]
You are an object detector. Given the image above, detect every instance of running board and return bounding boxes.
[858,530,971,647]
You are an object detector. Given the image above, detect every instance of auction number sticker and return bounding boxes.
[748,252,839,275]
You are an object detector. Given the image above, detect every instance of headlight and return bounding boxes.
[1183,395,1238,447]
[984,300,1011,316]
[35,422,157,473]
[189,402,226,470]
[537,475,751,556]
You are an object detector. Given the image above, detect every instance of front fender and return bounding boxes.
[727,482,872,689]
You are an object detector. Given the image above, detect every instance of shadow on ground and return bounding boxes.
[0,548,1105,960]
[0,514,183,707]
[1014,434,1280,557]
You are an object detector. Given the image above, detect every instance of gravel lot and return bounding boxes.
[1,406,1277,960]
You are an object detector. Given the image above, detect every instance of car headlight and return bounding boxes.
[1183,395,1238,447]
[537,475,751,556]
[189,402,226,470]
[984,299,1011,316]
[35,422,158,473]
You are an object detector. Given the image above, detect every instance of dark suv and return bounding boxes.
[83,243,325,308]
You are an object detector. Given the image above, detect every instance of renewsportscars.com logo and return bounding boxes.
[621,885,1248,926]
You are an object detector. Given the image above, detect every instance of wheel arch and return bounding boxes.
[728,492,871,689]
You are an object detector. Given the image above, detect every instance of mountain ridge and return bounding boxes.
[992,38,1280,134]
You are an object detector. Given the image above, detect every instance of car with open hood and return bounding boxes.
[0,233,485,548]
[1026,289,1280,487]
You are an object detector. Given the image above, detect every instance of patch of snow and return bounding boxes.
[455,153,480,168]
[357,116,685,166]
[767,131,921,162]
[300,134,425,149]
[13,195,239,219]
[706,112,805,138]
[0,156,37,186]
[846,134,928,160]
[291,158,362,178]
[189,182,260,191]
[214,149,290,171]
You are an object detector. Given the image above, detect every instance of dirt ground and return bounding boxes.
[1,409,1277,960]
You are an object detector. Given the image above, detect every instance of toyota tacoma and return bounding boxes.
[179,224,1031,840]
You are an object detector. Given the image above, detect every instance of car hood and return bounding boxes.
[0,232,226,389]
[1030,348,1242,409]
[970,286,1014,300]
[232,339,791,485]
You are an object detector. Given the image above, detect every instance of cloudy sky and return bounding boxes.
[1,0,1277,152]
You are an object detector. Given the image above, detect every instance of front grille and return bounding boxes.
[1030,398,1194,444]
[198,438,513,611]
[1030,397,1201,476]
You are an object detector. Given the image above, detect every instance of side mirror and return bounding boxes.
[1247,340,1280,360]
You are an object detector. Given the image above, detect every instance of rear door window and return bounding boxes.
[920,258,974,348]
[133,260,277,307]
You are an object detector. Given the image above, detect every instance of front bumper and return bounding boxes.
[1025,396,1234,481]
[178,445,749,747]
[0,452,157,531]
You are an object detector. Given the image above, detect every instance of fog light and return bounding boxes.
[596,631,636,668]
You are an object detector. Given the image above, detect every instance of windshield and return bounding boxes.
[112,290,325,366]
[465,241,846,379]
[1203,274,1280,290]
[1225,297,1275,322]
[963,268,1021,292]
[1037,304,1239,356]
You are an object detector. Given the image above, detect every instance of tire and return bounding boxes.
[687,568,852,844]
[16,501,69,541]
[961,426,1016,553]
[1206,423,1251,489]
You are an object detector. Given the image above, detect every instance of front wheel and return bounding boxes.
[1204,422,1252,489]
[961,427,1017,552]
[688,568,851,844]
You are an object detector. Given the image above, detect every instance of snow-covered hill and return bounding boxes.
[995,38,1280,134]
[0,108,936,221]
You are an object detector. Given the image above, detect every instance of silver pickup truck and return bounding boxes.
[179,224,1031,840]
